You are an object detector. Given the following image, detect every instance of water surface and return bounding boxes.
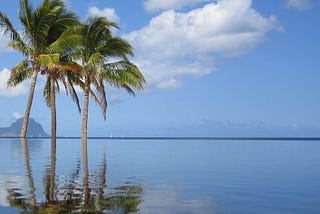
[0,138,319,213]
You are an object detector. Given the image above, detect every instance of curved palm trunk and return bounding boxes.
[20,70,38,138]
[81,76,90,148]
[50,77,56,141]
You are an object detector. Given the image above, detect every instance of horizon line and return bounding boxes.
[1,136,320,141]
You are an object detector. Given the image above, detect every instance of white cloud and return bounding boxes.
[88,6,120,23]
[12,112,22,119]
[157,78,183,89]
[144,0,209,12]
[286,0,313,11]
[0,68,28,97]
[126,0,278,89]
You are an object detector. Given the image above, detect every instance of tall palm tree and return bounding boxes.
[51,17,145,146]
[0,0,79,138]
[38,53,82,141]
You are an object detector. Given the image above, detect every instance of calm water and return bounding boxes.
[0,138,320,213]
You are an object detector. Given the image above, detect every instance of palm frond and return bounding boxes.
[98,78,107,120]
[87,52,104,74]
[0,12,29,55]
[19,0,34,32]
[91,78,108,120]
[120,84,136,96]
[100,37,134,60]
[46,1,79,45]
[38,53,60,70]
[102,61,145,92]
[7,60,33,86]
[49,26,83,54]
[7,41,31,55]
[43,77,51,107]
[32,0,79,52]
[88,87,101,110]
[55,79,60,93]
[59,71,83,113]
[19,0,35,46]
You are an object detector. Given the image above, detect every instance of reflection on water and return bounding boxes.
[1,138,320,213]
[5,138,142,214]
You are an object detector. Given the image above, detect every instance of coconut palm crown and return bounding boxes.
[50,16,145,145]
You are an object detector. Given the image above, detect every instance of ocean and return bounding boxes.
[0,138,319,213]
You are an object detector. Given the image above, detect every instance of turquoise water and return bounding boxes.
[0,138,320,213]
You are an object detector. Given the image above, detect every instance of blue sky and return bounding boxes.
[0,0,319,137]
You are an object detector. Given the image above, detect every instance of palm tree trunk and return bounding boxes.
[81,77,90,209]
[50,77,56,141]
[20,70,38,138]
[81,76,90,148]
[49,77,57,202]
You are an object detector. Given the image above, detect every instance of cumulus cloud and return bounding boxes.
[286,0,313,11]
[126,0,278,89]
[88,6,120,23]
[12,112,22,119]
[0,68,28,97]
[157,78,183,89]
[144,0,209,12]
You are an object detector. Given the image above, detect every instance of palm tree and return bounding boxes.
[38,53,82,141]
[51,17,145,146]
[0,0,79,138]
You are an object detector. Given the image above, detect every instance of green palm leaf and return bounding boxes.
[7,60,33,87]
[0,0,81,138]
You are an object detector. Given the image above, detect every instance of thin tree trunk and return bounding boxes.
[81,76,90,149]
[20,70,38,138]
[49,77,57,202]
[50,77,56,141]
[81,76,90,209]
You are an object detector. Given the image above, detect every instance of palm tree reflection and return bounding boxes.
[49,137,56,203]
[7,138,36,211]
[22,138,36,207]
[7,138,142,213]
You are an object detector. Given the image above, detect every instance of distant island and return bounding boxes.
[0,118,48,137]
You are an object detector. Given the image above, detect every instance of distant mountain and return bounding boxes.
[0,118,48,137]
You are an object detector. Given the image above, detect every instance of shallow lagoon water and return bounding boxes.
[0,138,320,213]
